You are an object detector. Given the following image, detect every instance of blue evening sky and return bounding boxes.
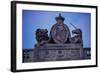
[22,10,91,49]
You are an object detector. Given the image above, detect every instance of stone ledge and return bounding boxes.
[37,43,83,50]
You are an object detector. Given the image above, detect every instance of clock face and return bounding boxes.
[51,23,70,44]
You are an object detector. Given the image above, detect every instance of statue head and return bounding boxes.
[72,28,82,35]
[35,28,49,43]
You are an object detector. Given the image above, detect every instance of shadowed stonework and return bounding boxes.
[23,14,90,63]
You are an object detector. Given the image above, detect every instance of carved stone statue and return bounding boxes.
[35,14,83,46]
[50,13,71,44]
[71,28,83,43]
[34,13,83,62]
[35,28,49,47]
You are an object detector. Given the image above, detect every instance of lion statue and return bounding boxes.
[35,28,49,47]
[71,28,83,43]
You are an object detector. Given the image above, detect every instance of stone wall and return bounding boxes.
[34,44,83,62]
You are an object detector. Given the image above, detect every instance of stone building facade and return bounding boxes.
[34,44,83,62]
[23,14,89,63]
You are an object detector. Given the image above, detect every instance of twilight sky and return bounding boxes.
[22,10,91,49]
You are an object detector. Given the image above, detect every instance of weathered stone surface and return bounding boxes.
[50,24,70,44]
[33,13,84,62]
[34,43,83,61]
[43,44,82,49]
